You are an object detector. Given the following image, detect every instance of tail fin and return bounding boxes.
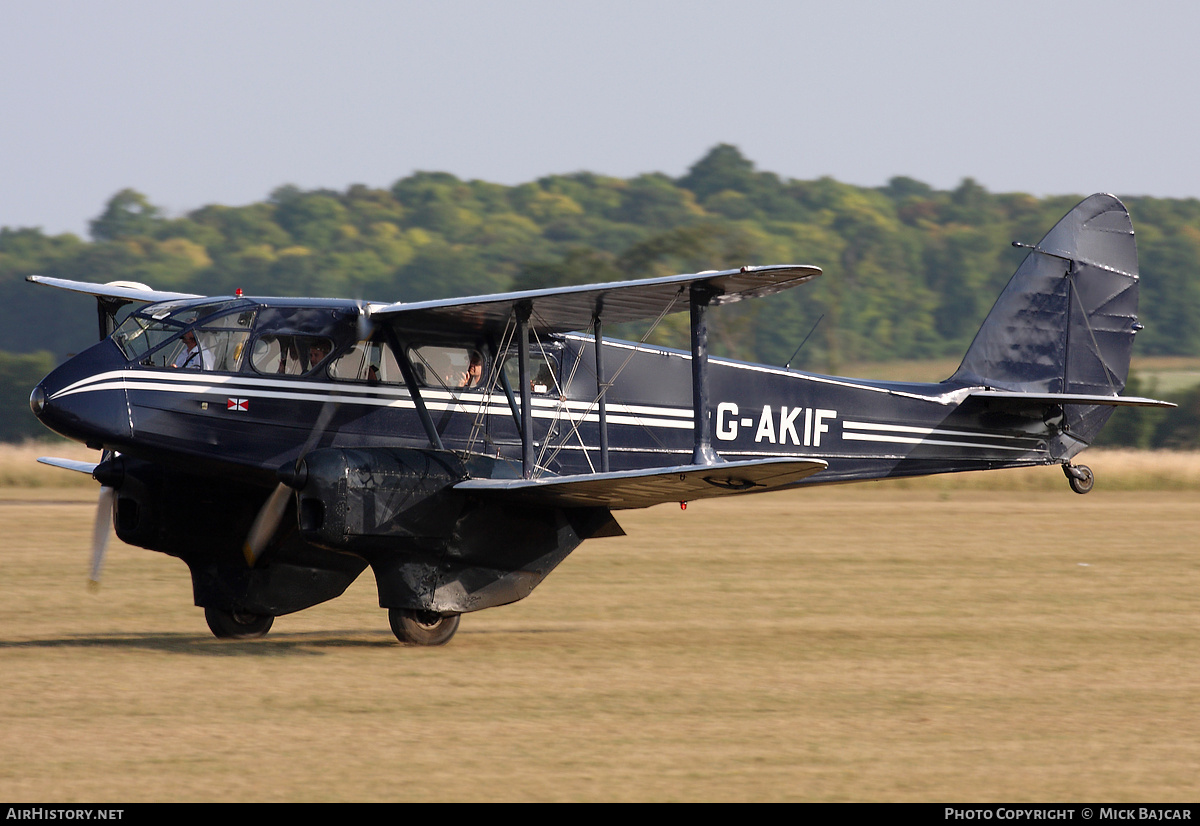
[951,193,1142,444]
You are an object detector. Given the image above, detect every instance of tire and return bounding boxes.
[388,608,460,646]
[204,606,274,639]
[1067,464,1094,495]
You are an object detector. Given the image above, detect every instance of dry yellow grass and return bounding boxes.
[0,441,100,488]
[888,449,1200,491]
[0,462,1197,802]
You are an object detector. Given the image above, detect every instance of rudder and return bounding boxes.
[951,193,1142,444]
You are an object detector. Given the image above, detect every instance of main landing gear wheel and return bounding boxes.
[204,606,275,639]
[1063,463,1095,495]
[388,608,460,646]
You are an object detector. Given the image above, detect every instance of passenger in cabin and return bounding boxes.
[173,330,213,370]
[459,351,482,389]
[309,340,332,371]
[532,363,554,394]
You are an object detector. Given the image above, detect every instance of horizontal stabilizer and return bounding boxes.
[27,275,202,305]
[969,390,1176,408]
[373,264,821,336]
[37,456,99,475]
[455,457,827,509]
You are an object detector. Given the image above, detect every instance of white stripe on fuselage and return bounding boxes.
[52,368,1031,451]
[841,420,1037,452]
[49,369,697,429]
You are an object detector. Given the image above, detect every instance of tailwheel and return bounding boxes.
[388,608,460,646]
[1063,463,1095,495]
[204,606,275,639]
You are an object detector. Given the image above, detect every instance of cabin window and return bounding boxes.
[503,352,558,395]
[249,335,336,376]
[113,315,182,363]
[329,341,403,384]
[178,312,254,372]
[115,310,255,372]
[407,345,484,390]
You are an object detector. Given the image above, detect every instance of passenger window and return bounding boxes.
[503,353,557,395]
[250,335,335,376]
[330,341,402,384]
[408,345,484,390]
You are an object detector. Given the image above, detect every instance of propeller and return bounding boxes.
[243,483,292,566]
[37,455,118,588]
[243,390,343,566]
[85,449,123,590]
[355,299,375,342]
[89,486,115,590]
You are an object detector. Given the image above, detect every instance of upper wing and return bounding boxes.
[372,264,821,336]
[455,457,827,509]
[27,275,203,304]
[29,266,820,337]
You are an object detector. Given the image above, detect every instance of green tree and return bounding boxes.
[1138,229,1200,355]
[677,143,759,201]
[89,189,164,241]
[0,350,57,441]
[610,174,704,228]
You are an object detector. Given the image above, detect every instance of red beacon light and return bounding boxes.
[235,288,243,297]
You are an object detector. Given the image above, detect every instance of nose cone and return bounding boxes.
[32,339,132,448]
[29,384,45,417]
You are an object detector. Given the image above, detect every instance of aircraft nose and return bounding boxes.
[30,340,132,448]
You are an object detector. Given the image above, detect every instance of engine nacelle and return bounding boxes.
[291,447,469,552]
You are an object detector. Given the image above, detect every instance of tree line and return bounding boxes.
[2,144,1198,444]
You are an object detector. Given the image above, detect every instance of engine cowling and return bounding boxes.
[289,447,469,552]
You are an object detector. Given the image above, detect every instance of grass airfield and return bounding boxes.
[1,449,1198,802]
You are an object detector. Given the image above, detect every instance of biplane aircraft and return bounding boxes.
[28,194,1173,645]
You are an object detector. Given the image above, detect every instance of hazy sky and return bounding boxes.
[3,0,1198,237]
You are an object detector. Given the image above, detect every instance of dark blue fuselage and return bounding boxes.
[33,301,1059,489]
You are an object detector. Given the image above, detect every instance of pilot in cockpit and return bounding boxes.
[173,330,213,370]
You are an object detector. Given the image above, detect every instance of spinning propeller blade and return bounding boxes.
[242,396,343,566]
[243,483,291,566]
[89,486,114,589]
[355,299,375,341]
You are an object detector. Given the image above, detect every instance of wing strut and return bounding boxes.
[516,302,535,478]
[384,326,445,451]
[498,273,741,478]
[690,283,720,465]
[593,313,610,473]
